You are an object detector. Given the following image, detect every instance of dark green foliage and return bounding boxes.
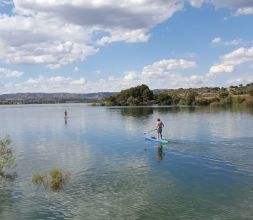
[155,93,172,105]
[105,84,153,106]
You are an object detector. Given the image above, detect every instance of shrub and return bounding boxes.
[185,91,197,105]
[0,136,15,179]
[32,168,70,191]
[155,93,172,105]
[219,91,229,99]
[248,87,253,97]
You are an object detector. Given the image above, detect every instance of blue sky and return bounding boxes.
[0,0,253,94]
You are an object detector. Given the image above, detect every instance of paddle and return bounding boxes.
[144,128,157,135]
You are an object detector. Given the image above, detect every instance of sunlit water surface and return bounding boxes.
[0,104,253,220]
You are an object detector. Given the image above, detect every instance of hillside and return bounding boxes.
[0,92,115,104]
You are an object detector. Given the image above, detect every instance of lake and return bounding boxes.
[1,104,253,220]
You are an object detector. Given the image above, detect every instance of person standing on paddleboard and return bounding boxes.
[156,118,164,139]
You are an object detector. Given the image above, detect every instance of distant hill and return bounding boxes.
[0,92,116,104]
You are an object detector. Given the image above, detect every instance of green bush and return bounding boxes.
[104,84,153,106]
[155,93,172,105]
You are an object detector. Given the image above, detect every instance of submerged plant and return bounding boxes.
[32,173,48,188]
[0,136,16,180]
[32,168,70,191]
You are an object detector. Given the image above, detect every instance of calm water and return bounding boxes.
[1,104,253,220]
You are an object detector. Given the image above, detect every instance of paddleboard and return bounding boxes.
[145,136,170,144]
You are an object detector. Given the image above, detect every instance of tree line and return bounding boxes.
[99,83,253,107]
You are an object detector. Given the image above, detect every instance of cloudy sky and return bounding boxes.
[0,0,253,94]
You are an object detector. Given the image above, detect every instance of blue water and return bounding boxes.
[0,104,253,219]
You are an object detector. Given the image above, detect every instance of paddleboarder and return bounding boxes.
[156,118,164,139]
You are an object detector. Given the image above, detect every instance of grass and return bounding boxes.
[32,168,70,191]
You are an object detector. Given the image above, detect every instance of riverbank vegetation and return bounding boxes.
[98,83,253,108]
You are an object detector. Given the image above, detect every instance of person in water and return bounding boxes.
[64,110,67,118]
[156,118,164,139]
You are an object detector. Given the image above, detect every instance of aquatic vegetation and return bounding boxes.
[0,136,16,179]
[32,168,70,191]
[32,173,47,187]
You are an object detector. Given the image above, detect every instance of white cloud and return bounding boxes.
[210,0,253,15]
[0,14,98,68]
[142,59,197,78]
[1,58,203,93]
[235,7,253,16]
[208,47,253,74]
[208,64,235,75]
[96,29,150,45]
[187,0,253,16]
[0,0,185,68]
[211,37,250,47]
[0,67,23,78]
[212,37,222,44]
[3,54,252,94]
[19,75,87,92]
[1,0,251,71]
[123,71,139,81]
[13,0,183,28]
[222,47,253,66]
[71,77,86,85]
[188,0,204,8]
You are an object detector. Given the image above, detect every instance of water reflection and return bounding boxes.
[157,144,164,161]
[108,107,153,117]
[156,106,197,114]
[107,106,253,120]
